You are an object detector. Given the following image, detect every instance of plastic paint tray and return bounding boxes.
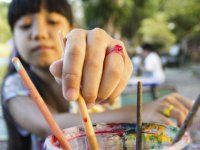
[44,123,190,150]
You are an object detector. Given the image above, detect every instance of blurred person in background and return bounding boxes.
[140,43,165,83]
[129,43,165,85]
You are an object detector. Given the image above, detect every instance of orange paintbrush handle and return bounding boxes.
[12,57,73,150]
[77,93,100,150]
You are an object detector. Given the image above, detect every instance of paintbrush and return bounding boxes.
[136,81,142,150]
[12,57,73,150]
[59,30,100,150]
[172,94,200,144]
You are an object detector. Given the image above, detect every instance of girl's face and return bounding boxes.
[14,7,73,67]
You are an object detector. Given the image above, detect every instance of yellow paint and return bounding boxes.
[142,124,172,144]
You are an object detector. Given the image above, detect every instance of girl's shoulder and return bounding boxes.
[2,72,30,103]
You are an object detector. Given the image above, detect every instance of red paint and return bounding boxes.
[118,133,123,137]
[51,136,60,148]
[169,144,173,147]
[107,124,115,128]
[83,117,87,122]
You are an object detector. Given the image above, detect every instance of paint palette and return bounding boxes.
[44,123,190,150]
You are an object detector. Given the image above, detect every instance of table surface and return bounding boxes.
[128,76,163,86]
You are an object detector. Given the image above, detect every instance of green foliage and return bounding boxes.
[163,0,200,42]
[139,13,176,47]
[0,2,12,44]
[121,0,164,38]
[83,0,133,29]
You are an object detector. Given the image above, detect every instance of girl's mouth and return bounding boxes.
[33,46,53,53]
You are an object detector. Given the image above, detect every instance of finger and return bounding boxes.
[105,41,133,101]
[62,29,87,101]
[49,59,63,79]
[173,93,193,109]
[157,103,186,127]
[82,28,109,106]
[97,42,124,103]
[49,59,63,85]
[165,95,189,116]
[153,113,177,127]
[170,107,186,127]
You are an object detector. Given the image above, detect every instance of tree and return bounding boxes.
[138,13,176,49]
[82,0,133,37]
[0,2,12,44]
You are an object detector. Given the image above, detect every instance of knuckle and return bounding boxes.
[116,40,124,47]
[177,111,185,119]
[171,92,177,97]
[92,28,106,36]
[64,73,81,81]
[165,96,172,103]
[86,59,101,70]
[70,28,85,35]
[108,64,122,79]
[68,44,83,56]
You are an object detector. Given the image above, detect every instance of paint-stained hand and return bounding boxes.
[49,29,133,109]
[142,93,193,127]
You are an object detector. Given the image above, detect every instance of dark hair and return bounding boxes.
[2,0,73,150]
[8,0,73,31]
[141,43,154,52]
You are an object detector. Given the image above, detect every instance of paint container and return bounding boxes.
[44,123,190,150]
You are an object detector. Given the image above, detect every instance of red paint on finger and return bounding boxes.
[83,117,87,122]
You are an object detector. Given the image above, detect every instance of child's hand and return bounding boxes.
[50,28,133,108]
[142,93,193,127]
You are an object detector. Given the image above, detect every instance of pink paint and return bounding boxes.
[105,44,125,62]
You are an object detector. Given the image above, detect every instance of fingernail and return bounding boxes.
[86,102,95,109]
[65,88,77,101]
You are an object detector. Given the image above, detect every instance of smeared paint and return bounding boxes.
[45,123,189,150]
[14,61,21,71]
[141,124,173,147]
[170,127,178,136]
[51,136,60,148]
[83,117,87,122]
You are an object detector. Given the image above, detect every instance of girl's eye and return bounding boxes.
[48,20,59,25]
[20,24,31,29]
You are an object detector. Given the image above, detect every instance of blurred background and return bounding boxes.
[1,0,200,149]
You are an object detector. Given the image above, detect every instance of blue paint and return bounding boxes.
[14,61,21,71]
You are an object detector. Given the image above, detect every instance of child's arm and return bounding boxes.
[8,96,136,138]
[8,93,193,139]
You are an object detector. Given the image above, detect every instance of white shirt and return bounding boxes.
[144,52,165,82]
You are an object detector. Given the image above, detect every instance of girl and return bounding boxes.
[1,0,193,150]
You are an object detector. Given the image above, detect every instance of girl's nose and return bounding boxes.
[31,20,48,40]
